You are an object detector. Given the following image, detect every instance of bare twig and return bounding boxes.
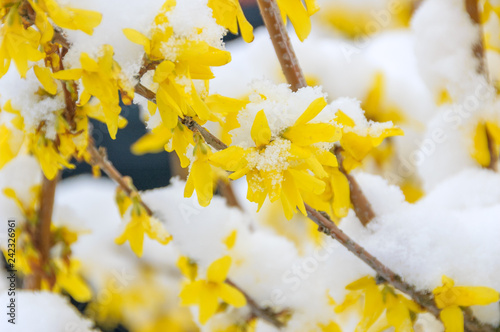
[226,279,285,328]
[255,0,306,91]
[87,142,154,216]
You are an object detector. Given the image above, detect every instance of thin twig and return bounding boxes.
[217,180,243,210]
[226,279,284,328]
[87,142,154,216]
[134,83,228,151]
[255,0,306,91]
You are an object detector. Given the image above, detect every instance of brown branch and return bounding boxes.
[486,126,498,171]
[217,180,243,210]
[255,0,307,91]
[465,0,488,77]
[87,142,153,216]
[27,173,60,289]
[226,279,285,328]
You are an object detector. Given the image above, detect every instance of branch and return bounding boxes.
[226,279,285,328]
[87,142,153,216]
[465,0,488,77]
[255,0,306,91]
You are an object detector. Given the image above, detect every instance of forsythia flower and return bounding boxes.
[115,203,172,257]
[0,6,44,77]
[277,0,320,41]
[0,102,24,169]
[179,256,246,324]
[184,137,215,207]
[433,275,499,332]
[50,259,92,303]
[53,45,133,139]
[335,110,404,172]
[210,98,341,219]
[471,121,500,167]
[337,276,423,332]
[208,0,254,42]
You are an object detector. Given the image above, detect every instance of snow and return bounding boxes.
[0,291,98,332]
[0,67,64,139]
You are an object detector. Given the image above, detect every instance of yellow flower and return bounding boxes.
[0,6,44,78]
[433,275,499,332]
[115,203,172,257]
[277,0,320,42]
[33,0,102,35]
[52,259,92,303]
[338,276,423,332]
[177,256,198,281]
[335,110,404,172]
[205,94,249,145]
[53,45,133,139]
[184,137,215,207]
[28,132,75,180]
[208,0,254,42]
[179,256,246,324]
[210,98,341,219]
[318,321,342,332]
[0,122,23,170]
[471,121,500,167]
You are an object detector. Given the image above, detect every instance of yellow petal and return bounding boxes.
[198,285,220,324]
[251,110,272,148]
[294,97,327,125]
[440,306,464,332]
[223,230,237,250]
[123,28,151,54]
[52,68,83,80]
[331,168,350,218]
[34,65,57,95]
[210,146,248,170]
[284,123,341,146]
[219,283,247,307]
[153,61,175,83]
[207,256,232,283]
[177,256,198,281]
